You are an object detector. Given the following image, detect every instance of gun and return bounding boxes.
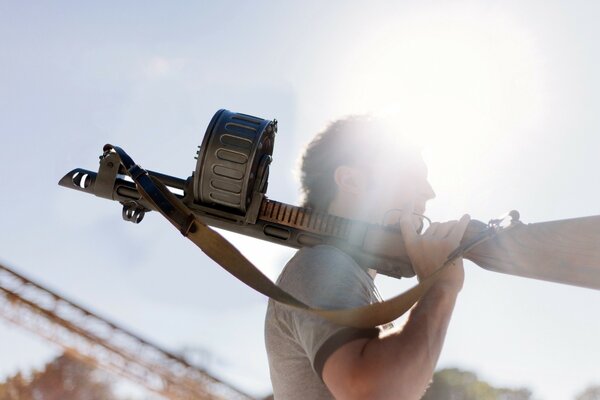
[59,109,600,290]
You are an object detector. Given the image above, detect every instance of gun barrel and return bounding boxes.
[58,168,185,208]
[58,168,98,194]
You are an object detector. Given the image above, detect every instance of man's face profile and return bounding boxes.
[331,150,435,231]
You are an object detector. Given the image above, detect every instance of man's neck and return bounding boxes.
[327,194,373,225]
[328,197,378,280]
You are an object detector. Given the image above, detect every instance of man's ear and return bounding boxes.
[333,165,367,195]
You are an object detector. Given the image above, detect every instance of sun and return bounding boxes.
[331,9,546,207]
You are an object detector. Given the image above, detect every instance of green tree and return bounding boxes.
[421,368,533,400]
[0,353,115,400]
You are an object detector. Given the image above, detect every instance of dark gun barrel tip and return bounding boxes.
[58,169,80,187]
[58,168,96,192]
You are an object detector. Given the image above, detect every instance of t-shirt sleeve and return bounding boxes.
[277,246,380,381]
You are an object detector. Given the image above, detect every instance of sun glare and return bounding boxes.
[334,8,546,198]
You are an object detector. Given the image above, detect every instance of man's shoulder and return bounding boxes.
[278,245,365,284]
[273,245,375,306]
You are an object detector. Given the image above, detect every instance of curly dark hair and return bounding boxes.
[300,115,390,211]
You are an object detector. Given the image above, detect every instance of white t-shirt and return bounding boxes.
[264,245,383,399]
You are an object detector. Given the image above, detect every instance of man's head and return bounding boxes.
[300,115,435,229]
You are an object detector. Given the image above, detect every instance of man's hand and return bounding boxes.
[399,204,471,293]
[323,207,471,400]
[322,206,471,400]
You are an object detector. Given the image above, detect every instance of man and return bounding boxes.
[264,116,470,399]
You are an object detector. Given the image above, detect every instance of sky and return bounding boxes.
[0,1,599,399]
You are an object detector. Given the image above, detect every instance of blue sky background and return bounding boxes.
[1,1,599,399]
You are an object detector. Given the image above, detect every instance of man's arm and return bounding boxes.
[322,283,459,400]
[323,212,471,400]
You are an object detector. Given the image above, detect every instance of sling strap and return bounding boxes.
[105,144,498,328]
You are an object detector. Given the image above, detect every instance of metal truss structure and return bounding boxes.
[0,262,255,400]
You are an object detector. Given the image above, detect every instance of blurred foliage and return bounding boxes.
[576,385,600,400]
[0,353,115,400]
[422,368,532,400]
[263,368,599,400]
[2,358,597,400]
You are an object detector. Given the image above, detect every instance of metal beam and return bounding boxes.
[0,262,254,400]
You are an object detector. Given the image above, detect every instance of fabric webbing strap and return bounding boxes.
[105,144,485,328]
